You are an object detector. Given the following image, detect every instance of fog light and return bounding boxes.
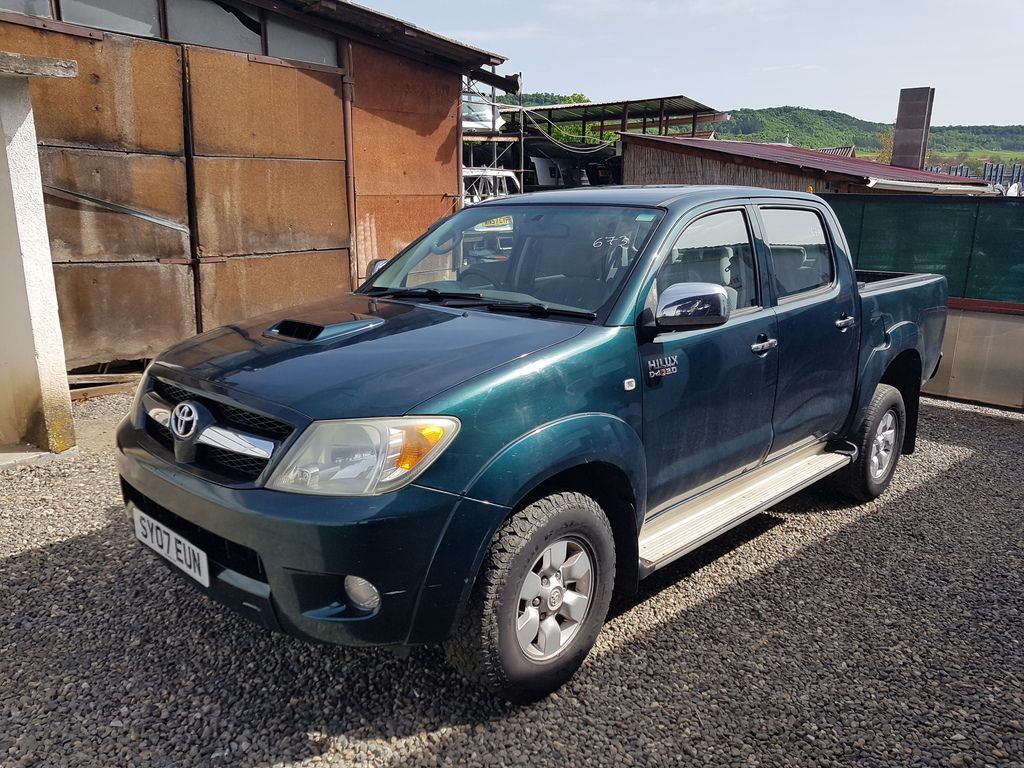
[344,575,381,612]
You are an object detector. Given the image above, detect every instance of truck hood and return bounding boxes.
[153,294,586,419]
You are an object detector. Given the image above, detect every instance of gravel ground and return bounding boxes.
[1,394,1021,767]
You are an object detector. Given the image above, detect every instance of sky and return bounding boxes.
[368,0,1022,126]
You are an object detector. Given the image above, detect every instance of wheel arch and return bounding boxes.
[406,414,646,644]
[879,349,922,454]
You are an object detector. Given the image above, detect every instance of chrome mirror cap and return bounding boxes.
[655,282,731,329]
[366,258,390,278]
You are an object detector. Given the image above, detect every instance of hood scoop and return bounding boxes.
[266,317,385,343]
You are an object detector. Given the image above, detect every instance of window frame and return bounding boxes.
[648,205,763,318]
[0,0,346,74]
[757,205,838,304]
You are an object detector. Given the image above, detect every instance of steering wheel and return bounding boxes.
[459,267,499,289]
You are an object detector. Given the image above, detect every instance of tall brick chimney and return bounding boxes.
[891,87,934,169]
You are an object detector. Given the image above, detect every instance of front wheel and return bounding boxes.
[444,492,615,703]
[835,383,906,501]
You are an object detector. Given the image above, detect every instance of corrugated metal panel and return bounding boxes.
[198,250,351,328]
[353,107,458,195]
[499,94,718,124]
[923,309,1024,408]
[0,21,183,154]
[276,0,504,68]
[193,157,348,257]
[355,195,453,275]
[625,135,991,187]
[40,147,188,262]
[187,47,344,160]
[54,262,196,368]
[351,43,459,278]
[350,43,461,117]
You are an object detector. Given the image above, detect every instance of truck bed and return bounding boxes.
[856,269,934,293]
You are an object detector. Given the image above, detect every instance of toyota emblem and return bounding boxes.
[170,402,199,440]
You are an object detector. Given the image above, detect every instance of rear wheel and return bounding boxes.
[445,491,615,703]
[835,383,906,501]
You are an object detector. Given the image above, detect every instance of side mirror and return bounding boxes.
[366,258,390,278]
[656,282,731,329]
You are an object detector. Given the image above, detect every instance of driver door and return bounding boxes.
[640,207,778,517]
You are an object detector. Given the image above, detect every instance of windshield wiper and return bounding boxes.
[370,287,483,302]
[483,301,597,320]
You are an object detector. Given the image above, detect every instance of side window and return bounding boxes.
[760,208,835,299]
[656,210,759,311]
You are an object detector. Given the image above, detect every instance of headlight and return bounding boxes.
[267,417,460,496]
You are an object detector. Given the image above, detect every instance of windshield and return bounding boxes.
[360,205,664,318]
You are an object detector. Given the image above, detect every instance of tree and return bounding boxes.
[876,127,894,164]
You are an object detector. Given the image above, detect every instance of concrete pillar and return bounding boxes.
[0,52,77,453]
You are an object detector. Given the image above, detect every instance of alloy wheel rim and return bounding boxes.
[869,409,898,480]
[515,537,594,661]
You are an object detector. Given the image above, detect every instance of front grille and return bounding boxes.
[123,480,267,583]
[196,445,269,481]
[152,378,293,441]
[145,377,293,482]
[146,419,173,448]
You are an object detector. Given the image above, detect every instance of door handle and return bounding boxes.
[835,314,856,331]
[750,336,778,355]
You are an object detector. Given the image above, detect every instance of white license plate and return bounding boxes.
[132,505,210,588]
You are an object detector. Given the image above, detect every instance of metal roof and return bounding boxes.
[622,134,991,186]
[818,145,857,158]
[500,94,720,124]
[276,1,515,89]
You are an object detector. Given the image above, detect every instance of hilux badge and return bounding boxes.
[647,355,679,379]
[170,402,199,440]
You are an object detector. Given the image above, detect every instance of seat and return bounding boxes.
[658,247,738,309]
[772,246,811,296]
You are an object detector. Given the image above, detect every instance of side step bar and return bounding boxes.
[638,447,851,573]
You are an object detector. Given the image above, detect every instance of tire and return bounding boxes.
[445,491,615,703]
[834,383,906,502]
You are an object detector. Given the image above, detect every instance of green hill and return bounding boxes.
[716,107,1024,157]
[715,107,888,149]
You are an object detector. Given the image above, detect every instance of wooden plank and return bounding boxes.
[68,373,142,385]
[193,157,348,257]
[40,147,189,263]
[0,50,77,78]
[0,21,183,154]
[186,46,345,160]
[70,382,139,400]
[53,262,196,368]
[199,250,351,328]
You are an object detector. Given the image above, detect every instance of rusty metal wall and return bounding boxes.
[0,20,194,368]
[1,19,464,366]
[350,42,460,278]
[185,47,351,328]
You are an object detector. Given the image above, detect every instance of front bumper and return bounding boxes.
[117,418,489,647]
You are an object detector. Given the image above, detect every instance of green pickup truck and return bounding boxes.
[117,186,946,701]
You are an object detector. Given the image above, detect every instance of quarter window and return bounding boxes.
[0,0,52,18]
[61,0,159,37]
[266,15,338,66]
[760,208,834,298]
[167,0,263,54]
[656,210,759,311]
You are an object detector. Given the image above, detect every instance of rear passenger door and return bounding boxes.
[639,207,778,517]
[755,205,858,455]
